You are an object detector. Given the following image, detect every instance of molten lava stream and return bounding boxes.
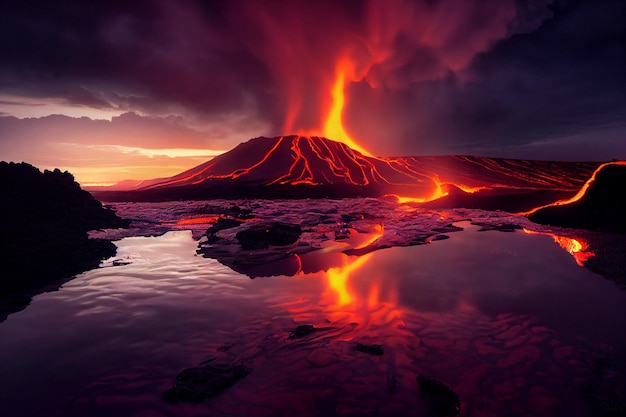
[175,216,220,225]
[383,181,485,204]
[321,58,372,157]
[520,161,626,216]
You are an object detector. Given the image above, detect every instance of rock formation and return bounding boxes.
[0,162,129,320]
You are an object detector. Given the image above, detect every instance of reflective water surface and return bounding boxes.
[1,223,624,417]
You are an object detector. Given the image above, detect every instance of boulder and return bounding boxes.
[206,217,243,235]
[163,360,252,404]
[0,162,129,320]
[417,375,461,416]
[356,343,384,356]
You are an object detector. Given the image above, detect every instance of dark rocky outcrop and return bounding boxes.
[0,162,129,320]
[235,222,302,250]
[204,217,244,244]
[417,375,461,416]
[206,217,244,235]
[163,358,252,404]
[529,163,626,234]
[356,343,384,356]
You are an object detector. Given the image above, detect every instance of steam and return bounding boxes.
[231,0,553,133]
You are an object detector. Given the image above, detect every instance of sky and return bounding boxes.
[0,0,624,185]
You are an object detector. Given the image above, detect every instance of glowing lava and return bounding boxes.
[320,59,372,157]
[382,182,485,204]
[520,161,626,216]
[353,223,384,250]
[175,216,220,225]
[522,229,594,266]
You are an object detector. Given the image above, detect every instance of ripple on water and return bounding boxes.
[1,224,625,417]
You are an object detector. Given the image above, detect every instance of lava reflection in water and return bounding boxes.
[522,228,595,266]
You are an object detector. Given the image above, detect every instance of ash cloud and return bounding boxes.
[0,0,624,161]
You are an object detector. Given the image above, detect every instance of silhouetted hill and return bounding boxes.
[529,163,626,233]
[0,162,129,320]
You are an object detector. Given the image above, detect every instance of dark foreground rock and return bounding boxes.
[288,324,333,340]
[529,163,626,234]
[163,359,252,404]
[0,162,129,320]
[356,343,384,356]
[236,222,302,249]
[417,375,461,416]
[206,217,244,235]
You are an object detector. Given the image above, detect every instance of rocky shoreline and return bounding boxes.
[0,162,129,321]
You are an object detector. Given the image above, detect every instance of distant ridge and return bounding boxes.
[92,135,601,210]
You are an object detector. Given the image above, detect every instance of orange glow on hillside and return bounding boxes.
[520,161,626,216]
[522,229,594,266]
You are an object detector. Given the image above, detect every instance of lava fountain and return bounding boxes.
[319,59,372,157]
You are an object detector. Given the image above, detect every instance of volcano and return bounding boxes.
[92,135,601,211]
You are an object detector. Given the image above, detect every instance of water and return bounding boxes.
[1,223,624,417]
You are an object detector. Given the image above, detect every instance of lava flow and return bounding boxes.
[101,49,601,204]
[519,161,626,216]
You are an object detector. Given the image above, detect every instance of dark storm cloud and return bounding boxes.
[0,0,624,159]
[346,0,625,158]
[0,0,272,118]
[444,0,626,154]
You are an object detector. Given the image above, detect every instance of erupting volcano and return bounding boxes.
[93,135,601,214]
[91,44,607,214]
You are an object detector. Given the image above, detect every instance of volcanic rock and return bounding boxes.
[341,212,376,222]
[206,217,243,234]
[0,162,129,321]
[356,343,384,356]
[235,222,302,249]
[417,375,461,416]
[529,163,626,233]
[163,360,252,404]
[288,324,333,340]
